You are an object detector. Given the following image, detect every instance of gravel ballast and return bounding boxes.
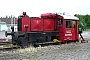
[0,42,90,60]
[0,31,90,60]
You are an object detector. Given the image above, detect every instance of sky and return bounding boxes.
[0,0,90,17]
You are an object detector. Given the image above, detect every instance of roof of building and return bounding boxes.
[0,22,6,24]
[0,18,17,24]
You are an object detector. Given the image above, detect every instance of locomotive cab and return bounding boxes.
[57,14,79,42]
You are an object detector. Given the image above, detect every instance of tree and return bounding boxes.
[74,14,90,30]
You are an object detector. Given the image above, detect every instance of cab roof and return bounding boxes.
[61,15,79,20]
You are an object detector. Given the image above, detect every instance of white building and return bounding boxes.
[0,22,7,31]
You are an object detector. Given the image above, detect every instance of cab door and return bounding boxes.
[65,20,73,41]
[65,20,77,41]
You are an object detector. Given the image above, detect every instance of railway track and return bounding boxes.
[0,41,20,51]
[0,46,20,51]
[0,42,11,45]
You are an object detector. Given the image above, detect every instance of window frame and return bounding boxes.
[66,20,72,28]
[58,18,63,26]
[72,21,76,28]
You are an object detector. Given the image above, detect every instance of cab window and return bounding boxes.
[58,18,63,25]
[66,20,72,28]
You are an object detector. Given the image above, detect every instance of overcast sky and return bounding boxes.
[0,0,90,17]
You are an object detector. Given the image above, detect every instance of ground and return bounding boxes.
[0,31,90,60]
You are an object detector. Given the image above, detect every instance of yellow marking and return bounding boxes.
[53,39,61,42]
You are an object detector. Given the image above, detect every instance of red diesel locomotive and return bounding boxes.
[5,12,79,47]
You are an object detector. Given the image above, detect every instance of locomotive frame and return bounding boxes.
[5,12,79,47]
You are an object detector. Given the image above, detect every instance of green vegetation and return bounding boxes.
[74,14,90,30]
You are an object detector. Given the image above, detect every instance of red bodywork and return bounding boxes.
[18,12,79,43]
[43,19,54,31]
[31,18,55,31]
[31,18,43,31]
[22,17,30,32]
[41,13,55,31]
[41,13,55,18]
